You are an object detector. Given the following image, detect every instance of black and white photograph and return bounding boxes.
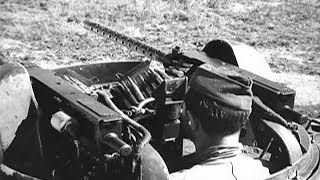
[0,0,319,179]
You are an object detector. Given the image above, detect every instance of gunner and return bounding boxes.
[170,64,270,180]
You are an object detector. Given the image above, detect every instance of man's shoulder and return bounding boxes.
[227,153,268,168]
[170,154,270,180]
[170,162,235,180]
[207,154,270,179]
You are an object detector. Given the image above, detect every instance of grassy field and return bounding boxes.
[0,0,319,116]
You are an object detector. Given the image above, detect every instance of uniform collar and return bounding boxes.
[195,143,243,165]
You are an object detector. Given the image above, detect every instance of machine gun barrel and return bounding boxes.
[83,20,170,64]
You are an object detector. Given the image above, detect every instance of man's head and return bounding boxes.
[181,64,253,140]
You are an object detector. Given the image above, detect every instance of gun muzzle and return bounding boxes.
[102,132,132,157]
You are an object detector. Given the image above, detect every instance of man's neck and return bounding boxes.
[194,131,241,153]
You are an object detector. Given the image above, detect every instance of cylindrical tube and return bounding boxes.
[137,74,153,97]
[112,86,132,109]
[127,76,146,101]
[120,80,139,105]
[102,132,132,157]
[97,90,151,158]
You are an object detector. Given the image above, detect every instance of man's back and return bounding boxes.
[170,64,270,180]
[170,153,270,180]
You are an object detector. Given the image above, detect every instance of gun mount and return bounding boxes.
[83,20,305,125]
[1,21,320,180]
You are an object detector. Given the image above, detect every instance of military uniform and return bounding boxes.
[170,143,270,180]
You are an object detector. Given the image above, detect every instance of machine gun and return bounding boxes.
[22,59,186,179]
[83,20,308,126]
[80,21,320,177]
[25,65,155,179]
[2,21,320,180]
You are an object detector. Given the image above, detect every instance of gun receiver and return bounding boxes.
[27,66,153,179]
[29,66,123,149]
